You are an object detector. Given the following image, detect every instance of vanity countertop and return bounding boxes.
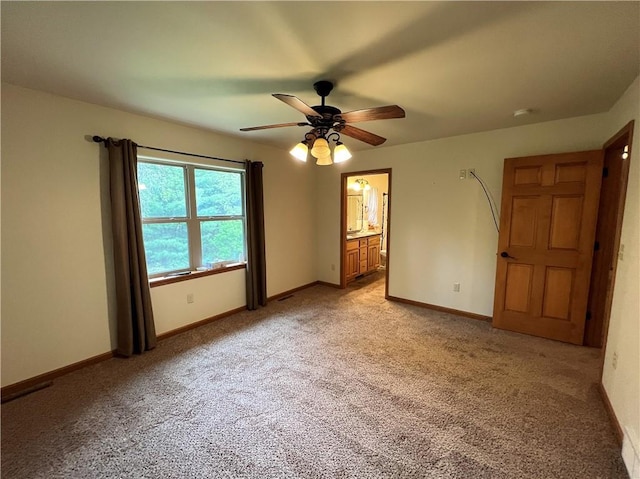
[346,231,381,240]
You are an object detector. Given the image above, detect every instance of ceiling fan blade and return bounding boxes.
[340,105,405,123]
[340,125,387,146]
[273,94,322,118]
[240,122,309,132]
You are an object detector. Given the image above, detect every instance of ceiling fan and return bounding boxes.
[240,80,405,165]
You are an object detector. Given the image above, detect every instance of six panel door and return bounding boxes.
[492,150,603,344]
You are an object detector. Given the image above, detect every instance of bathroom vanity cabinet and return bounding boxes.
[345,234,381,283]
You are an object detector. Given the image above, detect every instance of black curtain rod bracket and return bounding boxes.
[91,135,245,166]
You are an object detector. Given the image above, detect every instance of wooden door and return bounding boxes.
[492,150,603,344]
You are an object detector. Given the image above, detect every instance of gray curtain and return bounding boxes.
[245,160,267,309]
[106,138,157,356]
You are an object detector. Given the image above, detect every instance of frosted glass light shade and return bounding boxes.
[352,179,370,190]
[316,155,333,166]
[289,142,308,162]
[310,138,330,158]
[333,143,352,163]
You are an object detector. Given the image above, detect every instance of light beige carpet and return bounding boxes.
[1,273,626,478]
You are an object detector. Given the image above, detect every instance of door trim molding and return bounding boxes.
[340,168,392,299]
[598,120,634,372]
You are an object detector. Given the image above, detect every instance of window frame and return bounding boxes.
[138,157,247,279]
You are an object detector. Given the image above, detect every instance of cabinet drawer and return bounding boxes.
[360,260,368,272]
[359,239,368,247]
[346,240,359,251]
[368,236,381,246]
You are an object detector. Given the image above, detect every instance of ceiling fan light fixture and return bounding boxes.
[316,155,333,166]
[289,142,309,162]
[333,142,352,163]
[310,137,330,159]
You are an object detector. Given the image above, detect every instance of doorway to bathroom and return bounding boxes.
[340,169,391,297]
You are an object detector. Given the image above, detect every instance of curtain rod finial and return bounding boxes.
[92,135,105,143]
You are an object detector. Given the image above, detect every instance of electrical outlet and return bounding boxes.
[459,169,467,180]
[468,168,476,179]
[619,243,625,261]
[612,352,618,369]
[453,282,460,292]
[187,293,194,304]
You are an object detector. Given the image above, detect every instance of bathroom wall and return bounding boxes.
[364,174,389,231]
[346,173,389,235]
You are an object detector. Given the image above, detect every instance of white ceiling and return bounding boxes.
[2,1,639,152]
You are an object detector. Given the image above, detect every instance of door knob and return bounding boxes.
[500,251,516,259]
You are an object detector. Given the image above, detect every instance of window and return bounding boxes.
[137,160,245,277]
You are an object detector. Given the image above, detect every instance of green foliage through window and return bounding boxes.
[195,169,242,216]
[142,223,190,275]
[201,220,244,264]
[138,162,187,218]
[138,159,245,276]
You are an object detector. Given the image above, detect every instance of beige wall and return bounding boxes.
[1,83,317,386]
[600,77,640,455]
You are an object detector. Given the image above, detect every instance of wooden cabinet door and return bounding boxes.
[345,242,360,281]
[492,150,603,344]
[368,243,380,271]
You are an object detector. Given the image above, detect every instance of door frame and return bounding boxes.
[597,121,634,367]
[340,168,392,299]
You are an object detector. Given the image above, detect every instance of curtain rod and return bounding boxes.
[91,136,246,166]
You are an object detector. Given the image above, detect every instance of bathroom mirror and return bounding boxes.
[346,194,363,233]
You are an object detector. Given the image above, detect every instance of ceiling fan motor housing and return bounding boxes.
[307,105,344,132]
